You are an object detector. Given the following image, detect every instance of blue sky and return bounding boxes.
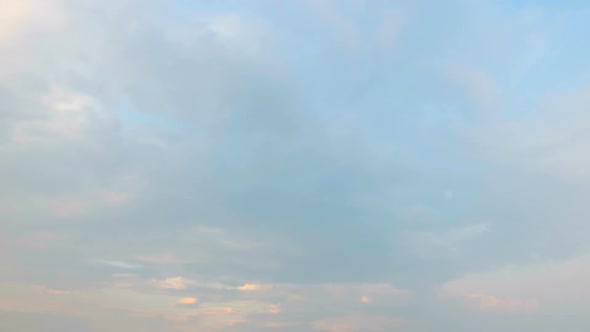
[2,0,590,331]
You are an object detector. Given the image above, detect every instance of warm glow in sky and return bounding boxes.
[2,0,590,331]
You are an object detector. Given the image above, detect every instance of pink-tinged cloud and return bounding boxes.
[313,315,407,332]
[0,0,31,39]
[440,277,539,314]
[264,321,291,328]
[112,273,137,278]
[202,307,236,314]
[0,0,65,44]
[177,297,198,305]
[47,190,134,218]
[440,253,590,313]
[152,276,186,290]
[174,306,247,332]
[113,282,133,288]
[48,197,91,218]
[42,286,70,295]
[236,283,268,291]
[0,203,19,214]
[42,87,95,112]
[446,292,539,313]
[16,231,61,250]
[267,304,280,314]
[322,283,410,302]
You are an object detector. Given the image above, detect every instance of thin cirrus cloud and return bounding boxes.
[1,0,590,331]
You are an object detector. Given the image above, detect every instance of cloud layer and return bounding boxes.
[2,0,590,331]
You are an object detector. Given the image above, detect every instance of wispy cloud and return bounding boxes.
[176,297,198,305]
[89,260,143,270]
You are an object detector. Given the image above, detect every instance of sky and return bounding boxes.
[2,0,590,331]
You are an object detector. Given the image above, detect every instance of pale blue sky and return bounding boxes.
[2,0,590,331]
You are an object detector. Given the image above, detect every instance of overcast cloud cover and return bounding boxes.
[2,0,590,331]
